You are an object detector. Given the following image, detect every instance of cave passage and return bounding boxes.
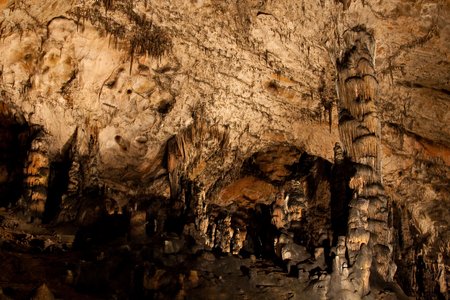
[330,158,355,245]
[43,160,72,223]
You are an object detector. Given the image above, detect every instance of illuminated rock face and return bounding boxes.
[0,0,448,299]
[334,25,395,296]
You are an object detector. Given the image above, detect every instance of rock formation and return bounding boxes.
[335,24,395,295]
[0,0,448,299]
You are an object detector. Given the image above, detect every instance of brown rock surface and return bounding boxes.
[0,0,448,299]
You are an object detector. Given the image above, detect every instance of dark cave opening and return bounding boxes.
[234,145,355,275]
[43,160,72,223]
[329,157,355,245]
[43,130,78,224]
[248,203,278,259]
[0,104,32,207]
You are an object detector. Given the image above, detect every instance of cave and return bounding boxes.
[0,0,449,299]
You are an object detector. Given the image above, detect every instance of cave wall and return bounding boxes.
[0,0,448,298]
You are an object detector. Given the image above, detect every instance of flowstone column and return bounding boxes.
[23,133,50,220]
[336,25,395,283]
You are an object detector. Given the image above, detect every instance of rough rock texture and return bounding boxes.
[0,0,449,299]
[335,24,395,293]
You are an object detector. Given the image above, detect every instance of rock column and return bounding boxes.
[336,25,395,283]
[23,134,50,219]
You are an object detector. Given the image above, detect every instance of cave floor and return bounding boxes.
[0,207,403,300]
[0,207,309,300]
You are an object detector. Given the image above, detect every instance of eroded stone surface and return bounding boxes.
[0,0,448,299]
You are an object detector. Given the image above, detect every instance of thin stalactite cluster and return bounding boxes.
[69,0,172,72]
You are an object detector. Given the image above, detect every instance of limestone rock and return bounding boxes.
[0,0,448,299]
[31,284,55,300]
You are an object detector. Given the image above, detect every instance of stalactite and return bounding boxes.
[167,112,230,202]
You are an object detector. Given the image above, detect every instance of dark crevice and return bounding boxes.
[337,45,357,70]
[247,204,278,259]
[157,99,175,115]
[330,158,355,245]
[352,132,377,143]
[396,80,450,96]
[339,108,355,123]
[42,160,72,223]
[344,73,378,84]
[43,130,78,223]
[355,95,372,103]
[256,11,273,17]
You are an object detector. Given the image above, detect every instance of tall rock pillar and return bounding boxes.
[336,25,396,283]
[23,133,50,220]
